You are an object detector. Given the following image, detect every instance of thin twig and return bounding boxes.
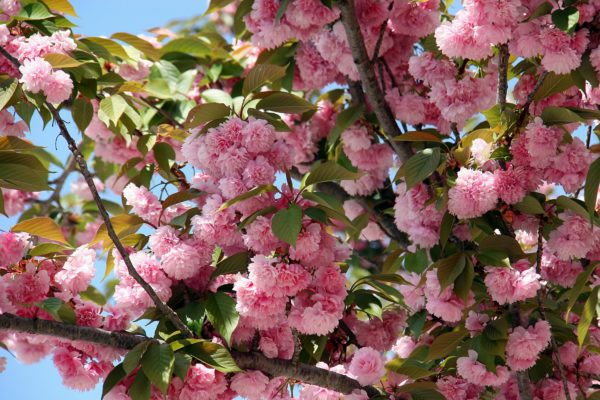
[0,313,379,397]
[0,45,193,338]
[515,71,549,129]
[337,0,411,160]
[370,1,394,63]
[40,153,77,214]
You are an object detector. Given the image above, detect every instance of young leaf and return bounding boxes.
[304,161,362,187]
[394,131,442,143]
[256,92,316,114]
[404,148,441,189]
[426,329,467,360]
[271,204,303,246]
[533,73,574,101]
[243,64,287,96]
[128,371,151,400]
[514,194,546,215]
[141,343,175,394]
[182,340,241,372]
[211,251,251,278]
[71,98,94,133]
[584,157,600,216]
[90,214,144,249]
[98,94,127,126]
[162,189,204,210]
[0,78,18,111]
[565,261,598,319]
[435,253,466,292]
[111,32,160,60]
[205,291,240,346]
[551,6,579,33]
[0,152,50,191]
[577,286,599,347]
[12,217,69,245]
[184,103,231,129]
[327,105,364,146]
[102,364,127,399]
[43,53,82,68]
[219,184,277,211]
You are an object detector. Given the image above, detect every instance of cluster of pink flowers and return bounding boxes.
[245,0,339,49]
[123,183,189,226]
[505,320,551,371]
[344,309,407,351]
[341,124,394,195]
[512,118,595,193]
[424,270,474,322]
[0,109,28,137]
[18,57,73,103]
[0,231,30,269]
[448,168,498,219]
[484,261,541,305]
[394,182,444,248]
[456,350,510,387]
[547,212,600,261]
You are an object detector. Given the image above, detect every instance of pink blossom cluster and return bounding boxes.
[344,309,407,351]
[394,182,445,248]
[0,231,30,269]
[343,200,386,242]
[435,0,521,60]
[341,124,394,196]
[546,212,600,261]
[123,183,189,226]
[512,118,595,193]
[512,17,590,74]
[424,270,474,322]
[0,109,28,137]
[18,57,73,103]
[505,320,551,371]
[456,350,510,387]
[436,376,483,400]
[484,261,541,305]
[245,0,340,49]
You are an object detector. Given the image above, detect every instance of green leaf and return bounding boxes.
[479,234,526,260]
[12,217,69,245]
[80,37,131,61]
[578,286,599,347]
[407,310,427,337]
[386,359,436,379]
[201,89,233,106]
[304,161,362,188]
[128,371,151,400]
[527,1,552,20]
[43,53,82,68]
[271,204,303,246]
[123,341,151,374]
[454,258,475,301]
[540,106,585,125]
[243,64,287,96]
[111,32,160,60]
[162,189,204,210]
[102,364,127,399]
[205,291,239,346]
[514,194,546,215]
[141,343,174,394]
[211,251,251,278]
[551,6,579,33]
[0,152,49,191]
[98,95,127,126]
[177,340,241,372]
[246,109,291,132]
[426,329,467,360]
[28,242,72,256]
[42,0,77,16]
[404,148,441,189]
[275,0,291,23]
[328,105,363,146]
[90,214,144,251]
[37,298,76,324]
[219,184,277,211]
[173,353,192,380]
[184,103,231,129]
[533,73,574,101]
[161,38,211,58]
[556,195,592,221]
[585,157,600,217]
[256,92,316,114]
[79,285,107,305]
[0,78,18,111]
[153,142,176,173]
[17,3,53,19]
[439,212,455,248]
[435,253,466,293]
[566,261,598,319]
[71,98,94,133]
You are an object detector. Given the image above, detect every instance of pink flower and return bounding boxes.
[148,225,182,258]
[456,350,510,387]
[465,311,489,336]
[44,70,73,103]
[437,376,484,400]
[386,91,427,125]
[493,165,529,205]
[506,320,551,371]
[0,232,30,269]
[348,347,385,386]
[259,322,295,360]
[233,277,287,329]
[424,270,474,322]
[484,264,540,305]
[19,57,53,93]
[394,182,445,248]
[448,168,498,219]
[547,212,597,260]
[54,246,96,298]
[4,263,50,306]
[540,253,583,287]
[176,363,228,400]
[230,370,269,400]
[392,336,417,358]
[408,52,455,86]
[160,242,203,280]
[390,0,440,38]
[397,271,426,311]
[52,346,111,391]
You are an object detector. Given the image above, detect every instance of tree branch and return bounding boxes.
[337,0,411,161]
[0,313,378,397]
[497,44,509,112]
[0,45,193,338]
[40,153,77,214]
[515,71,548,129]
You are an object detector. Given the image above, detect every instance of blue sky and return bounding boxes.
[0,1,207,398]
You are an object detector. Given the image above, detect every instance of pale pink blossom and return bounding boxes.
[348,347,385,386]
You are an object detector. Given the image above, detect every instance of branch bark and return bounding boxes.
[0,313,378,397]
[497,44,509,112]
[337,0,411,161]
[0,45,193,338]
[515,71,549,129]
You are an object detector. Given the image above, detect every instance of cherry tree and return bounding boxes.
[1,0,600,399]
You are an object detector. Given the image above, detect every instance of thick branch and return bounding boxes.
[337,0,411,161]
[0,313,377,396]
[0,45,193,338]
[497,44,509,112]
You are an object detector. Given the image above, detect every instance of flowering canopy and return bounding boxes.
[1,0,600,399]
